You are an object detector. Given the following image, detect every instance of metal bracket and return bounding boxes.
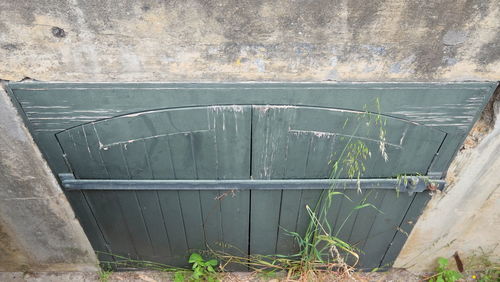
[406,176,420,195]
[59,173,446,195]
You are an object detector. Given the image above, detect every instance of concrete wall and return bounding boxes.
[0,0,499,82]
[0,86,98,272]
[0,0,499,272]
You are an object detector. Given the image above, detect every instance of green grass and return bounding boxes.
[465,248,500,282]
[97,268,113,282]
[208,104,388,280]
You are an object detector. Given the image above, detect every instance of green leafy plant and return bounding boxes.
[188,253,219,282]
[97,252,220,281]
[97,268,113,282]
[427,257,462,282]
[209,159,373,280]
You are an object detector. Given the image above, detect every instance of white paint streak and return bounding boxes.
[29,116,111,120]
[122,112,145,118]
[399,126,409,146]
[23,106,70,109]
[254,105,298,113]
[98,129,210,148]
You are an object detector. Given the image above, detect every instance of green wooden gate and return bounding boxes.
[6,82,497,270]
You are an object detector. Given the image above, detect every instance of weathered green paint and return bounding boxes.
[10,83,496,176]
[379,192,432,268]
[7,82,497,270]
[251,105,447,179]
[359,190,416,269]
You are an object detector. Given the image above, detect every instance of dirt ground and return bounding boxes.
[0,269,425,282]
[1,268,488,281]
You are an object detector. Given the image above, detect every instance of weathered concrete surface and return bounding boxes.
[0,269,423,282]
[395,90,500,272]
[0,86,98,271]
[0,0,499,82]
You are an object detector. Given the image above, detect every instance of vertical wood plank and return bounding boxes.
[347,190,386,247]
[331,190,358,241]
[168,133,196,179]
[294,189,323,243]
[250,106,295,257]
[346,190,386,265]
[63,123,120,262]
[192,131,218,179]
[393,125,446,176]
[101,144,155,260]
[165,132,206,254]
[284,132,310,178]
[65,191,114,263]
[124,140,172,262]
[251,106,293,179]
[220,190,250,270]
[200,190,223,254]
[84,190,138,259]
[158,190,190,266]
[57,129,103,179]
[81,124,110,178]
[144,136,175,179]
[305,134,335,178]
[274,129,311,256]
[200,190,223,251]
[358,191,414,270]
[179,190,206,252]
[211,106,251,179]
[322,189,345,236]
[275,190,302,255]
[250,190,282,255]
[379,192,431,268]
[79,140,138,259]
[133,190,173,263]
[114,190,156,261]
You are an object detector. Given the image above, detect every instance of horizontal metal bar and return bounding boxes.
[59,173,445,193]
